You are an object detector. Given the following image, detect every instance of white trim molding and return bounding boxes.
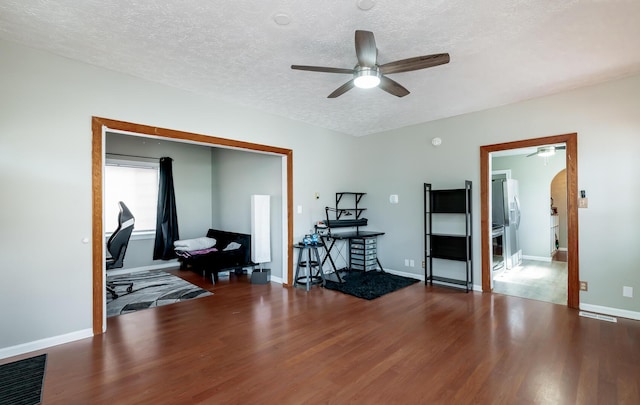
[522,255,552,262]
[0,328,93,360]
[383,268,425,282]
[106,261,180,276]
[382,267,482,292]
[580,303,640,321]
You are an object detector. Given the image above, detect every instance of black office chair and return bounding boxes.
[106,201,135,299]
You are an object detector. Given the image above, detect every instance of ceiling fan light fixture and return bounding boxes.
[291,30,450,97]
[537,146,556,157]
[353,67,380,89]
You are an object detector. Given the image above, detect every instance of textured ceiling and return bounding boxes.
[2,0,640,136]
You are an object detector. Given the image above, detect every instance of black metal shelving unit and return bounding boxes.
[424,181,473,292]
[335,192,366,229]
[334,193,375,271]
[318,192,385,277]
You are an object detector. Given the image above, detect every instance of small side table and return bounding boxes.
[293,243,326,291]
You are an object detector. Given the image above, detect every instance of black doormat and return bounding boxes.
[0,353,47,405]
[324,271,419,300]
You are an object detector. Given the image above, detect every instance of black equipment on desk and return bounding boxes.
[316,193,385,281]
[301,233,320,246]
[323,206,368,232]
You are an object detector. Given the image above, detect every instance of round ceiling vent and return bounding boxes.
[357,0,376,11]
[273,13,291,25]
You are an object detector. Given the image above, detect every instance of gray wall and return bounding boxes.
[211,148,283,279]
[1,36,640,356]
[106,134,286,275]
[106,132,214,269]
[354,75,640,316]
[0,38,356,354]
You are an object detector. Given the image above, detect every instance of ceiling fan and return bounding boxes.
[526,145,566,157]
[291,30,450,98]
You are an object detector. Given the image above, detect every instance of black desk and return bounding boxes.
[319,230,385,281]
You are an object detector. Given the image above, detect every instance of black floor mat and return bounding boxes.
[0,353,47,405]
[324,270,419,300]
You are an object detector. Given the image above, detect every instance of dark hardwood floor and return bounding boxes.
[4,269,639,404]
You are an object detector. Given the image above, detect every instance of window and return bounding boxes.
[105,158,159,234]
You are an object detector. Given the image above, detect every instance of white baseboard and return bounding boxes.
[383,268,425,281]
[108,260,180,276]
[0,328,93,361]
[383,268,482,292]
[522,255,552,262]
[580,303,640,321]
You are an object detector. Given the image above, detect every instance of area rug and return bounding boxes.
[0,353,47,405]
[107,270,212,317]
[324,271,419,300]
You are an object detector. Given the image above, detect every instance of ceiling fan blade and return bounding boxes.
[328,80,355,98]
[355,30,377,68]
[379,76,410,97]
[291,65,354,74]
[557,145,566,150]
[379,53,450,75]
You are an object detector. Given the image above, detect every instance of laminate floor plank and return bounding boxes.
[3,269,639,404]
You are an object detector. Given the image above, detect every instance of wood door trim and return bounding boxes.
[92,117,294,335]
[480,133,579,309]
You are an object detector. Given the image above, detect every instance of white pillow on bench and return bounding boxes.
[174,237,217,251]
[223,242,242,251]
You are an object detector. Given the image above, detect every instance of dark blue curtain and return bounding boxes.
[153,157,179,260]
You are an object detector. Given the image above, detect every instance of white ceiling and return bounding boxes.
[2,0,640,136]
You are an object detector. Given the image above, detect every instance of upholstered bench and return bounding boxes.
[175,229,254,283]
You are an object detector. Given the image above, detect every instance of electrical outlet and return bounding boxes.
[404,259,409,266]
[410,259,415,267]
[422,261,425,268]
[623,286,633,298]
[579,281,588,291]
[579,198,588,208]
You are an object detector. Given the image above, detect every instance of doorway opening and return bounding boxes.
[92,117,294,335]
[490,160,568,304]
[480,133,579,308]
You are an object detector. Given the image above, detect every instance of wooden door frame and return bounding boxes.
[92,117,294,335]
[480,133,579,308]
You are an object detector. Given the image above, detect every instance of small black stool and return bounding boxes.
[294,242,326,291]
